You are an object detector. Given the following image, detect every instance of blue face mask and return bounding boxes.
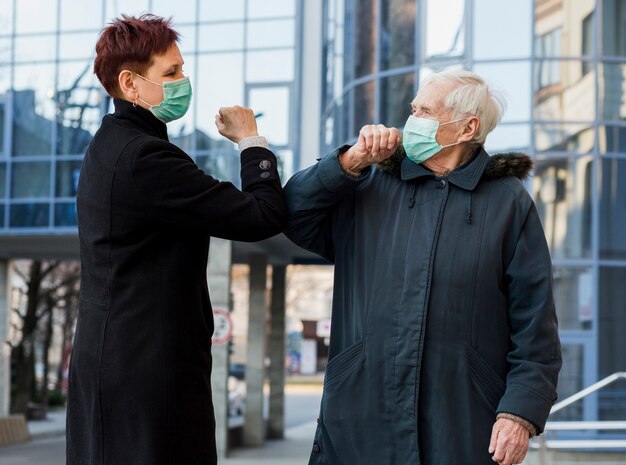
[135,73,192,123]
[402,115,467,164]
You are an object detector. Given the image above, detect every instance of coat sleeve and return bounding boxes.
[497,202,562,434]
[130,138,287,241]
[284,147,370,263]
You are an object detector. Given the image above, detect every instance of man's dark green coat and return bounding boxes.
[284,147,562,465]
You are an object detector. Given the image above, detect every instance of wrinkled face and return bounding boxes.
[410,79,464,146]
[133,43,185,107]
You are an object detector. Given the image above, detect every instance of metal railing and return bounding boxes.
[532,372,626,465]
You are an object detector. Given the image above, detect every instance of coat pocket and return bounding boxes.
[468,346,506,410]
[324,339,364,389]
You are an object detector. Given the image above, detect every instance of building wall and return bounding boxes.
[321,0,626,423]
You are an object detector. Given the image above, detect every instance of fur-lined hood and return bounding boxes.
[377,145,533,181]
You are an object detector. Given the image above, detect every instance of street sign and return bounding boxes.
[212,308,233,345]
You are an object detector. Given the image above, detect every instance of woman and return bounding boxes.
[67,15,286,465]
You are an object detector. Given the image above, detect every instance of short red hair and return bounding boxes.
[94,14,179,98]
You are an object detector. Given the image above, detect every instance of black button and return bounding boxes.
[312,443,321,453]
[260,172,271,179]
[437,179,446,189]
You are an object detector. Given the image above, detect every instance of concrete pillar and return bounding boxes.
[268,265,286,439]
[0,260,11,417]
[208,239,232,458]
[243,254,268,446]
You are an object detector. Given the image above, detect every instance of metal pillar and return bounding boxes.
[268,265,286,439]
[0,260,11,417]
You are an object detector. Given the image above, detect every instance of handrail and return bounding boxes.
[550,372,626,414]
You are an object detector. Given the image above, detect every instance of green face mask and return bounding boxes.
[402,115,466,164]
[135,74,192,123]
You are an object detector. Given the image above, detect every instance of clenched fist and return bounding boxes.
[339,124,401,175]
[215,105,258,144]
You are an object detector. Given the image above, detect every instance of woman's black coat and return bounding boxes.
[67,99,286,465]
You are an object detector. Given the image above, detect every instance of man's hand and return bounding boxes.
[489,418,530,465]
[339,124,401,175]
[215,105,258,144]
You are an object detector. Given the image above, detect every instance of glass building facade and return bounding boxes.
[322,0,626,424]
[0,0,301,232]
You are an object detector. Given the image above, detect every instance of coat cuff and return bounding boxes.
[497,385,553,434]
[496,412,538,437]
[240,146,279,187]
[317,145,370,193]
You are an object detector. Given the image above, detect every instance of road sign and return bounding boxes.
[212,308,233,345]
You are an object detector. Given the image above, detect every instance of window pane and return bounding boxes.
[12,162,51,198]
[16,0,57,33]
[15,34,56,63]
[56,161,81,198]
[534,60,596,121]
[0,0,14,35]
[534,123,595,153]
[195,152,239,181]
[381,0,415,69]
[600,63,626,121]
[552,267,594,330]
[0,103,5,156]
[151,0,197,24]
[104,0,149,21]
[246,50,293,82]
[598,124,626,154]
[54,202,77,227]
[199,0,244,21]
[176,25,196,55]
[599,158,626,259]
[474,62,531,122]
[531,156,592,259]
[248,0,295,18]
[0,162,5,198]
[354,0,377,78]
[59,32,97,60]
[198,23,244,52]
[380,73,414,130]
[0,204,4,227]
[426,0,464,59]
[0,38,11,69]
[10,203,49,227]
[535,27,562,58]
[276,149,293,180]
[248,87,290,147]
[60,0,101,31]
[485,124,531,154]
[551,344,585,421]
[602,0,626,57]
[246,20,294,49]
[474,0,531,59]
[353,81,375,139]
[598,267,626,421]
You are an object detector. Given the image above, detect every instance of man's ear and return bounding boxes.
[118,70,137,102]
[458,116,479,143]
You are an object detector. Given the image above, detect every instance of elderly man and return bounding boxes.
[284,70,561,465]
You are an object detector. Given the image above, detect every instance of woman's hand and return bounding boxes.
[215,105,259,144]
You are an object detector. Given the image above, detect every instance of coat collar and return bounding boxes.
[113,98,169,141]
[399,147,490,191]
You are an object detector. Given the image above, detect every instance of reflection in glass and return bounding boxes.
[11,162,51,198]
[56,161,82,198]
[598,267,626,421]
[354,0,377,78]
[198,23,244,52]
[9,203,49,227]
[551,344,584,422]
[353,81,375,139]
[426,0,464,59]
[246,50,294,82]
[484,124,531,154]
[380,73,414,129]
[55,202,77,227]
[474,0,531,59]
[602,0,626,57]
[535,27,561,58]
[552,267,594,331]
[581,12,593,76]
[599,158,626,259]
[248,87,290,147]
[60,0,101,31]
[246,20,295,49]
[532,156,592,259]
[534,123,594,153]
[474,62,531,122]
[600,63,626,121]
[381,0,415,69]
[599,124,626,154]
[323,0,345,107]
[14,35,56,63]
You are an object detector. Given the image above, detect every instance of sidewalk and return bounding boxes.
[27,409,66,440]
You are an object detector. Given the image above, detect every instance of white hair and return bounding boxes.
[421,69,507,146]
